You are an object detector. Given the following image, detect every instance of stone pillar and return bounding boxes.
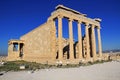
[68,18,74,59]
[97,27,102,58]
[11,43,14,52]
[48,19,56,60]
[91,25,96,61]
[85,23,90,60]
[58,15,63,60]
[8,42,13,54]
[18,43,20,51]
[78,21,83,59]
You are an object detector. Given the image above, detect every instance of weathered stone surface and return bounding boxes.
[20,23,54,63]
[7,5,103,64]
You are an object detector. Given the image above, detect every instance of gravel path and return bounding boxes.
[0,61,120,80]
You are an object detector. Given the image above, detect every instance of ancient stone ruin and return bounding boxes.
[7,5,103,64]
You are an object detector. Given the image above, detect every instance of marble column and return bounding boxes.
[78,21,83,59]
[69,18,74,59]
[18,43,20,51]
[91,25,96,61]
[58,15,63,60]
[85,23,90,60]
[97,27,102,58]
[10,43,14,52]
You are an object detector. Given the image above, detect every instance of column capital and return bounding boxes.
[47,17,54,21]
[78,20,82,24]
[91,24,96,28]
[47,19,54,22]
[97,26,101,29]
[58,15,63,18]
[85,23,89,26]
[68,18,73,22]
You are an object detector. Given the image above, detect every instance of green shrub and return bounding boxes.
[0,59,113,71]
[0,61,19,71]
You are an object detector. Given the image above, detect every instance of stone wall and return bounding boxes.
[7,43,20,61]
[20,22,56,63]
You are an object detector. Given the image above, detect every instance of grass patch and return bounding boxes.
[0,60,55,71]
[61,64,79,68]
[0,59,112,71]
[86,59,112,66]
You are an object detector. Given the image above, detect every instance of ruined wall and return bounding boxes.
[7,44,20,61]
[20,22,56,63]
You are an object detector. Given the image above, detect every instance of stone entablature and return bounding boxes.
[49,5,100,27]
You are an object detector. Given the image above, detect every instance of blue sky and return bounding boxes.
[0,0,120,55]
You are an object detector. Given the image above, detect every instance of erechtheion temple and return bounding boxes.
[7,5,103,64]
